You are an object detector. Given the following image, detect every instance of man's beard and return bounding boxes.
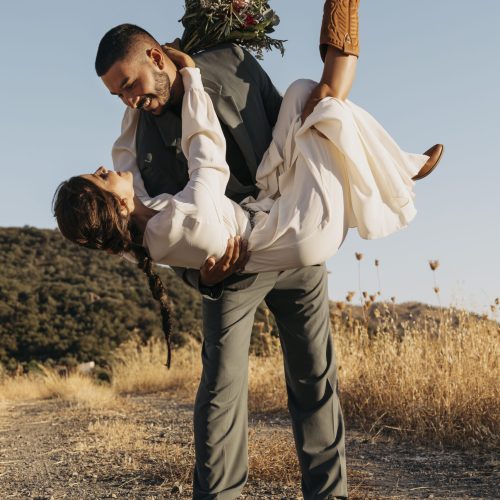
[151,71,171,115]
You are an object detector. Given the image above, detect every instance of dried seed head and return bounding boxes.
[362,291,368,299]
[355,252,364,261]
[369,294,377,302]
[429,260,440,271]
[374,259,379,267]
[377,291,381,296]
[390,296,396,303]
[433,287,440,294]
[346,291,355,302]
[336,301,346,311]
[495,298,499,306]
[490,305,497,313]
[373,308,381,318]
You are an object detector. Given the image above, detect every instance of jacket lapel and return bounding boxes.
[202,77,258,177]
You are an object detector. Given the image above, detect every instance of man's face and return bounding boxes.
[101,51,171,115]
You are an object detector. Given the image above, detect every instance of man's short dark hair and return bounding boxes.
[95,24,158,77]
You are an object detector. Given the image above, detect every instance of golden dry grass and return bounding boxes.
[334,307,499,448]
[0,306,498,449]
[0,366,116,408]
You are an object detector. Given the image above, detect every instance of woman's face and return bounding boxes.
[82,167,134,212]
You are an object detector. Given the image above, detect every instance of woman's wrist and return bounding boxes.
[180,67,203,91]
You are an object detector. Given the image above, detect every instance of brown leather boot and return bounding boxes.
[413,144,444,180]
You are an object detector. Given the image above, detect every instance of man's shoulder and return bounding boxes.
[193,43,246,65]
[193,43,261,84]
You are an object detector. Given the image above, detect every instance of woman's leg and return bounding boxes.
[302,0,359,122]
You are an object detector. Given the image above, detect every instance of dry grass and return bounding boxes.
[0,366,116,408]
[110,335,201,397]
[0,306,498,449]
[335,307,499,448]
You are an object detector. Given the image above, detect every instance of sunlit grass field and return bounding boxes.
[1,302,498,450]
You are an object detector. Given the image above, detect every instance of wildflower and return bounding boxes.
[245,13,257,26]
[429,260,439,271]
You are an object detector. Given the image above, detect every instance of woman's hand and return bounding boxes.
[200,236,250,286]
[161,41,196,69]
[301,82,336,124]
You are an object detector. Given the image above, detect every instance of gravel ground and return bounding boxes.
[0,395,497,499]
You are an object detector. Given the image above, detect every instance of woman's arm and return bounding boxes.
[180,67,230,196]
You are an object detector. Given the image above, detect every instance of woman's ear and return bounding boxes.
[119,197,130,215]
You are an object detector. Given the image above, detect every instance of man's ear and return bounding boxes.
[147,47,165,70]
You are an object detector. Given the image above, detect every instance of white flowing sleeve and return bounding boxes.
[143,68,232,268]
[112,107,173,210]
[179,67,230,200]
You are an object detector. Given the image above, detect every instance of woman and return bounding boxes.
[55,63,428,274]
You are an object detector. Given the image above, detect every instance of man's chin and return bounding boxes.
[150,105,167,116]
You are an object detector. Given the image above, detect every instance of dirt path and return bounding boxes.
[0,395,497,499]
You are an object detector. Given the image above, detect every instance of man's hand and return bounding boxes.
[200,236,250,286]
[161,41,196,69]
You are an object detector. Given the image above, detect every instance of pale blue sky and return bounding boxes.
[1,1,499,313]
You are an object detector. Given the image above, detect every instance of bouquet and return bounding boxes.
[180,0,286,60]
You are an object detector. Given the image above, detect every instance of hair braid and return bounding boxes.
[53,176,174,368]
[130,244,173,368]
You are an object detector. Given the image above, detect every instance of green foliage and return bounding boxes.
[0,227,203,370]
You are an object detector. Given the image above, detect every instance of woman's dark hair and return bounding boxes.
[52,176,173,367]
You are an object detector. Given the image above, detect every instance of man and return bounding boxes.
[95,24,347,499]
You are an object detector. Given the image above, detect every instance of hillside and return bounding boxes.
[0,227,456,372]
[0,227,205,370]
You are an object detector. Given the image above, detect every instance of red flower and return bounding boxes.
[244,13,257,26]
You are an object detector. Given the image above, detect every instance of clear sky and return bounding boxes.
[1,1,499,313]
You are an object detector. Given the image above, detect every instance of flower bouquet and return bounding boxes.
[179,0,286,60]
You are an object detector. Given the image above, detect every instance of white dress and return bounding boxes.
[143,68,428,273]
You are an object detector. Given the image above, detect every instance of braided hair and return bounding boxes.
[53,176,173,367]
